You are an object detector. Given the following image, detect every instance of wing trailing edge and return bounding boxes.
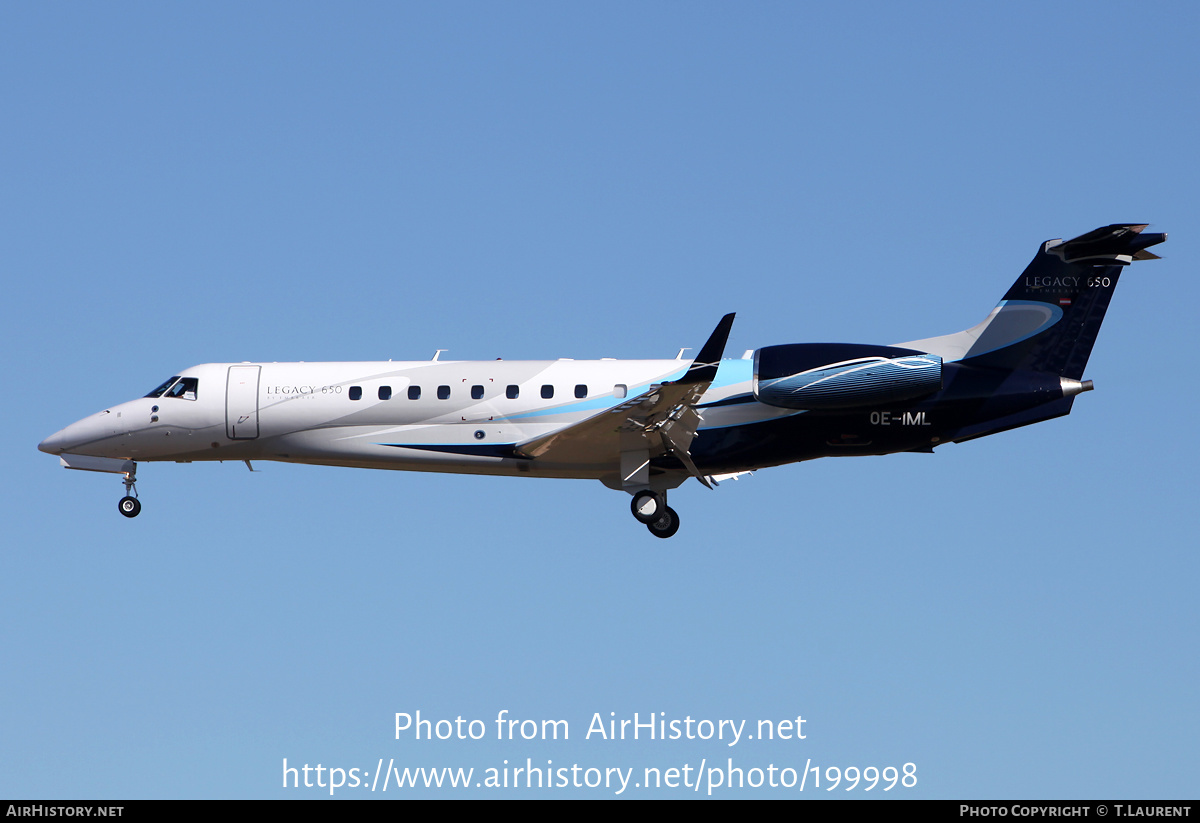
[514,314,736,487]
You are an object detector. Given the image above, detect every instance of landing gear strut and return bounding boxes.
[117,466,140,518]
[629,489,680,538]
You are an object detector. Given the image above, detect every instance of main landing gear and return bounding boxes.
[630,490,680,539]
[117,466,140,518]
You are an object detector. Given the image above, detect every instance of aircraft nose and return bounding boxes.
[38,411,120,456]
[38,429,66,454]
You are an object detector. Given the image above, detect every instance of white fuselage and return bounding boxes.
[40,357,793,481]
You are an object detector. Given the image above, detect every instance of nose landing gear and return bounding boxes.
[117,466,140,518]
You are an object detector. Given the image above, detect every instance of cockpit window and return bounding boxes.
[146,377,181,398]
[146,376,198,400]
[164,377,199,400]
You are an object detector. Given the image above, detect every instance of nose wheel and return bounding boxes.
[117,467,141,518]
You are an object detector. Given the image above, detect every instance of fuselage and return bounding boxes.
[38,353,1080,485]
[38,357,811,480]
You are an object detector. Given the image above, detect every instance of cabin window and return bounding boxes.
[163,377,199,400]
[437,385,450,400]
[541,385,554,399]
[145,376,181,398]
[574,384,587,398]
[613,384,627,398]
[349,386,362,401]
[506,385,519,399]
[378,386,392,400]
[408,385,421,400]
[471,385,484,400]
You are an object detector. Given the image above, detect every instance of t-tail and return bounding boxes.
[901,224,1165,442]
[959,224,1165,378]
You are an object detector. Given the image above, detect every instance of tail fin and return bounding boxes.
[903,225,1165,378]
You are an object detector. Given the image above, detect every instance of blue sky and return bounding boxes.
[3,1,1198,798]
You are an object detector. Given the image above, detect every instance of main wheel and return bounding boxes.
[118,496,141,518]
[630,490,665,524]
[646,506,680,539]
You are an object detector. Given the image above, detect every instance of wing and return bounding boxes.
[514,313,736,488]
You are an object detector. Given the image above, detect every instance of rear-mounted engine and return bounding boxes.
[753,343,943,409]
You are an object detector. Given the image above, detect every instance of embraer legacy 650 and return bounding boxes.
[40,225,1164,537]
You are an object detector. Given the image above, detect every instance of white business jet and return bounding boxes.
[39,225,1165,538]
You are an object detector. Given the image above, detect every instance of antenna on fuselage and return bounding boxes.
[676,348,691,360]
[432,349,447,361]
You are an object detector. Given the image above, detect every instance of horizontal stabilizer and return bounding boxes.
[1053,223,1166,263]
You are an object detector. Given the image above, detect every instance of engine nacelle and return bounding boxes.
[753,343,943,410]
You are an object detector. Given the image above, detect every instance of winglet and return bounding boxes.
[679,313,735,384]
